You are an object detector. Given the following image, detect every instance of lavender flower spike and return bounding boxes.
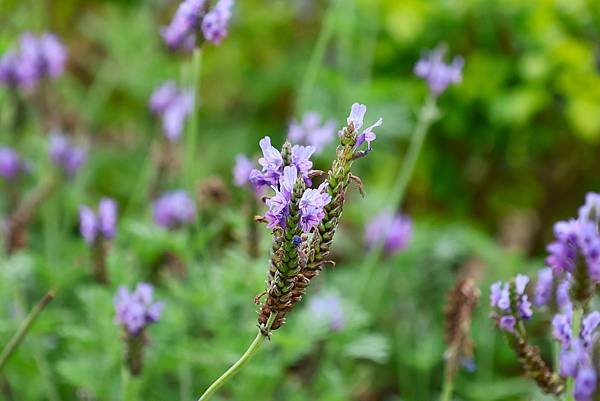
[0,147,28,180]
[79,198,118,245]
[149,82,194,142]
[414,45,463,96]
[153,190,197,229]
[49,133,86,176]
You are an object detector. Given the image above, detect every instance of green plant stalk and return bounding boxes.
[439,364,454,401]
[296,0,340,112]
[185,47,203,192]
[566,307,583,401]
[196,314,276,401]
[359,94,439,299]
[122,366,141,401]
[0,290,54,372]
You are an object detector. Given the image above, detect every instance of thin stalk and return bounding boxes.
[0,290,55,372]
[185,47,203,192]
[296,0,340,112]
[439,366,454,401]
[358,94,439,299]
[196,314,276,401]
[566,307,583,401]
[122,366,141,401]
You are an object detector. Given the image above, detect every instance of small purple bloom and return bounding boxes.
[347,103,367,131]
[291,144,315,184]
[534,267,553,307]
[344,103,382,158]
[114,283,164,335]
[498,316,516,333]
[579,192,600,222]
[287,112,336,153]
[557,278,572,312]
[250,136,284,188]
[161,0,206,49]
[575,365,596,401]
[298,181,331,233]
[264,166,297,229]
[581,311,600,347]
[515,274,529,295]
[414,45,463,96]
[49,133,86,176]
[153,190,197,229]
[79,198,118,245]
[201,0,234,44]
[518,294,533,320]
[308,293,344,331]
[552,313,572,348]
[364,210,412,255]
[149,82,194,142]
[0,147,28,180]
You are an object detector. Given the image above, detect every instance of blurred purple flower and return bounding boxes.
[79,198,118,245]
[0,32,66,89]
[414,45,463,96]
[0,147,28,180]
[48,133,86,176]
[580,193,600,222]
[202,0,234,44]
[364,210,412,255]
[233,154,254,187]
[150,82,194,142]
[114,283,164,336]
[308,293,344,331]
[287,112,336,153]
[153,190,197,229]
[534,267,553,307]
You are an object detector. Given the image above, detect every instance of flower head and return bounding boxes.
[287,112,336,153]
[414,45,463,96]
[114,283,164,336]
[49,133,86,176]
[150,82,194,142]
[0,147,28,181]
[298,182,331,233]
[201,0,234,44]
[342,103,383,158]
[79,198,118,245]
[153,190,197,229]
[364,210,412,255]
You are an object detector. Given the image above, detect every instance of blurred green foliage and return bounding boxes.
[1,0,600,400]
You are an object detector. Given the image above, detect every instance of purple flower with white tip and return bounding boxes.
[48,133,86,176]
[364,210,412,255]
[150,82,194,142]
[580,193,600,222]
[153,190,197,229]
[414,45,463,96]
[291,144,315,184]
[490,275,532,332]
[114,283,164,336]
[343,103,382,158]
[0,147,28,181]
[287,112,336,153]
[161,0,206,50]
[79,198,118,245]
[534,267,554,307]
[264,166,297,229]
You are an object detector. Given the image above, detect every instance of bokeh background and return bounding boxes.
[1,0,600,400]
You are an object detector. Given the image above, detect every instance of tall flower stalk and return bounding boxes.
[195,102,381,401]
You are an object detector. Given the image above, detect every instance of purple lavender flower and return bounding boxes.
[114,283,164,335]
[264,166,296,229]
[287,112,336,153]
[149,82,194,142]
[580,193,600,222]
[364,210,412,255]
[0,147,28,180]
[490,275,532,332]
[153,190,197,229]
[79,198,118,245]
[308,293,344,331]
[414,45,463,96]
[534,267,554,307]
[298,182,331,233]
[201,0,234,44]
[0,32,66,89]
[344,103,382,158]
[249,136,284,188]
[553,309,600,401]
[291,144,315,184]
[48,133,86,176]
[161,0,206,49]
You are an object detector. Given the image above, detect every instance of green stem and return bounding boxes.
[296,0,340,112]
[359,94,439,298]
[566,307,583,401]
[185,47,203,192]
[196,314,276,401]
[439,366,454,401]
[0,290,55,372]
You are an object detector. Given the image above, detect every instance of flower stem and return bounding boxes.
[0,290,55,372]
[439,366,454,401]
[359,94,439,298]
[196,314,275,401]
[185,47,203,192]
